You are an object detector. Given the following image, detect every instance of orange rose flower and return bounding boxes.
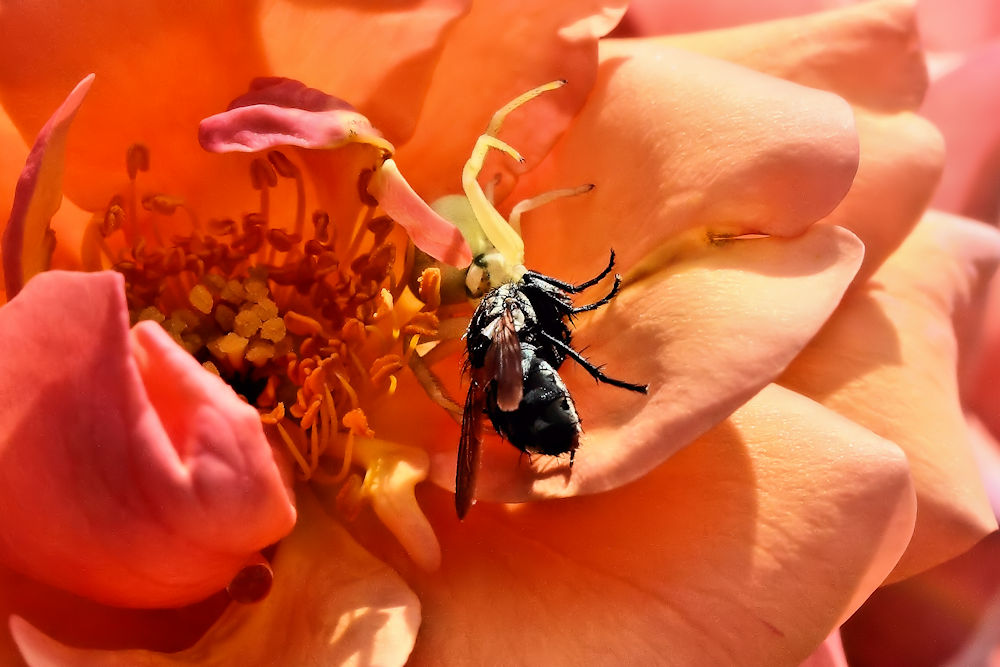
[0,1,995,665]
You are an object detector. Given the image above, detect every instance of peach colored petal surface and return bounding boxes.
[199,78,393,154]
[821,110,943,283]
[255,0,467,144]
[421,225,864,502]
[514,40,858,281]
[0,270,294,607]
[9,491,420,666]
[615,0,862,36]
[397,385,914,666]
[781,212,1000,579]
[657,0,928,113]
[923,42,1000,223]
[397,0,628,200]
[2,76,92,298]
[966,271,1000,439]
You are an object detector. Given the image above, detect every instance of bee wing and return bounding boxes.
[489,309,524,412]
[456,373,487,519]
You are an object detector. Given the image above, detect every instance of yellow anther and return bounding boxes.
[260,317,286,342]
[244,277,269,302]
[253,298,279,321]
[221,279,247,303]
[234,308,263,338]
[214,304,236,330]
[246,339,276,366]
[284,311,325,337]
[188,284,214,315]
[208,332,249,367]
[202,361,221,376]
[136,306,165,323]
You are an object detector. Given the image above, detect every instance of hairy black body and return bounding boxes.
[456,251,647,518]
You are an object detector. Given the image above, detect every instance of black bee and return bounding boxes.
[456,250,648,518]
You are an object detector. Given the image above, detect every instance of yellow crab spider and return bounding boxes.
[431,80,592,297]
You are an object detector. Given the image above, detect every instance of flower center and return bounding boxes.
[89,144,443,569]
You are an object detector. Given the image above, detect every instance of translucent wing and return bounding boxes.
[488,308,523,412]
[456,372,487,519]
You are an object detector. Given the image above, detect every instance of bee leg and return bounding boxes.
[539,330,648,394]
[571,274,622,314]
[526,249,617,293]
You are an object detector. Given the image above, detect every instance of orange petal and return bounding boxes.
[0,2,269,213]
[514,40,858,281]
[423,224,864,501]
[403,384,914,665]
[821,110,944,283]
[2,75,92,298]
[254,0,468,144]
[9,491,420,665]
[397,0,628,200]
[615,0,859,36]
[780,211,1000,579]
[656,0,929,113]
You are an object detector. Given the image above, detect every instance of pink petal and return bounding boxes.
[2,75,92,299]
[801,629,849,667]
[917,0,1000,52]
[404,385,914,665]
[781,212,1000,579]
[10,491,419,665]
[422,225,865,500]
[922,42,1000,222]
[514,40,858,285]
[0,270,295,607]
[199,78,393,155]
[966,270,1000,440]
[368,158,472,266]
[396,0,628,201]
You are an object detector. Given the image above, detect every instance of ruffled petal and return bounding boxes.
[422,225,864,501]
[397,0,628,200]
[199,78,394,155]
[657,0,928,113]
[254,0,468,144]
[402,384,914,666]
[922,42,1000,222]
[2,75,92,299]
[9,491,420,666]
[513,39,858,281]
[0,270,295,607]
[0,2,271,213]
[780,212,1000,579]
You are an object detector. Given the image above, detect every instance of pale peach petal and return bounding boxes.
[401,385,914,666]
[422,225,864,501]
[800,630,849,667]
[256,0,468,144]
[822,110,944,283]
[656,0,928,113]
[10,492,420,666]
[0,270,294,607]
[2,75,92,298]
[513,40,858,281]
[922,42,1000,222]
[0,2,270,214]
[780,212,1000,579]
[397,0,628,200]
[199,78,393,155]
